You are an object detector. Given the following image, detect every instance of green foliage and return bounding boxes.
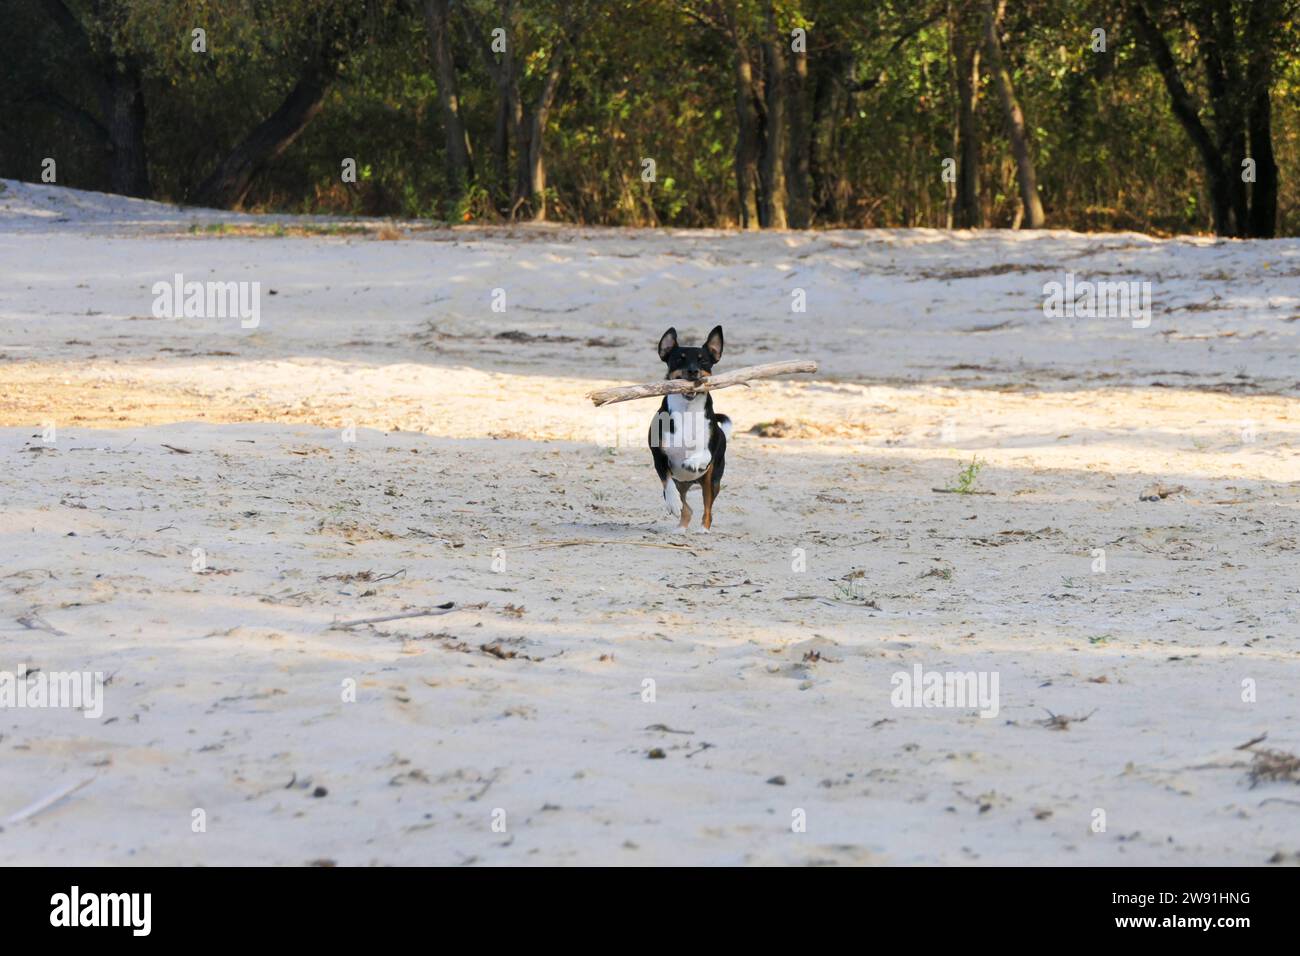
[947,456,985,495]
[0,0,1297,233]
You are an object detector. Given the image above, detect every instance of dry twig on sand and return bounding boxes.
[1247,748,1300,788]
[511,538,695,552]
[1038,709,1097,731]
[3,777,94,825]
[587,360,817,406]
[330,603,463,630]
[17,613,66,636]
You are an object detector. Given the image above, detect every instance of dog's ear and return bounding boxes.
[657,327,679,361]
[704,325,724,362]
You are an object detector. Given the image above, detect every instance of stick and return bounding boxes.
[4,777,94,825]
[587,360,818,406]
[329,603,460,630]
[510,538,695,552]
[17,613,67,636]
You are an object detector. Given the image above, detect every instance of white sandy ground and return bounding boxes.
[0,178,1298,865]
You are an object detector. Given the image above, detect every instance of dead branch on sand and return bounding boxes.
[330,603,464,630]
[587,360,817,406]
[4,777,95,825]
[510,538,695,552]
[17,613,66,636]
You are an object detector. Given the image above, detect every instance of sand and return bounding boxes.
[1,178,1298,865]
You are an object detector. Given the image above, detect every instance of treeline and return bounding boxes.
[2,0,1297,236]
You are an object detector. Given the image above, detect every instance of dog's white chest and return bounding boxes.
[663,393,712,480]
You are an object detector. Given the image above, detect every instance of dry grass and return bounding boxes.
[1247,749,1300,788]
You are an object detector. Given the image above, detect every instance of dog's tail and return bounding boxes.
[716,414,733,440]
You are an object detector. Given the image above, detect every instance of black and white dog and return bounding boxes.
[647,326,732,531]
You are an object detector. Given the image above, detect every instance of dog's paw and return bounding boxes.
[663,486,682,517]
[682,451,711,473]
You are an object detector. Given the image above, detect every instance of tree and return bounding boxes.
[981,0,1045,227]
[785,18,812,227]
[730,23,764,228]
[424,0,474,202]
[191,64,336,209]
[518,34,572,220]
[32,0,152,197]
[682,0,812,229]
[461,0,580,220]
[191,1,389,209]
[1130,0,1288,237]
[3,0,1296,233]
[949,0,983,227]
[459,0,520,210]
[759,1,790,227]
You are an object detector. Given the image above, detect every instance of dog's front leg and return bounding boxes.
[663,479,693,528]
[662,478,683,518]
[673,480,694,528]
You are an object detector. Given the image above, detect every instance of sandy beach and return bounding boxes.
[1,179,1298,865]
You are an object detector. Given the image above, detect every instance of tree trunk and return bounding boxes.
[41,0,150,198]
[786,38,811,228]
[423,0,473,200]
[1247,87,1277,237]
[1192,1,1249,234]
[102,61,151,198]
[732,45,761,230]
[1129,1,1233,235]
[808,49,844,223]
[759,6,788,228]
[460,0,517,212]
[507,88,530,216]
[513,38,569,221]
[493,67,516,209]
[192,66,334,209]
[981,1,1044,228]
[951,1,982,228]
[1244,0,1279,238]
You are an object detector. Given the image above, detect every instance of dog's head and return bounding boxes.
[657,326,723,385]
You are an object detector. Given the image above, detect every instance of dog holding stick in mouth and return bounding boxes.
[647,326,732,531]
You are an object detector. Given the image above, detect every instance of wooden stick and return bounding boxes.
[587,360,818,406]
[329,603,460,630]
[4,777,95,825]
[17,613,67,636]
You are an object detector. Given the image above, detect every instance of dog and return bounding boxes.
[647,325,732,531]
